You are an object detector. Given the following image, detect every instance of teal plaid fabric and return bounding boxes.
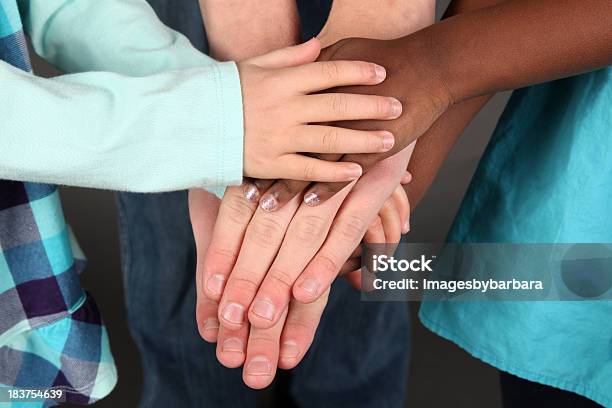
[0,0,117,405]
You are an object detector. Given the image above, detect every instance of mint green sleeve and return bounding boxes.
[1,0,244,192]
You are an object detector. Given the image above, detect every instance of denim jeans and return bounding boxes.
[116,192,409,408]
[117,1,410,406]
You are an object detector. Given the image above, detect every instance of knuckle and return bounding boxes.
[330,94,349,116]
[302,161,317,181]
[381,198,395,212]
[224,196,255,225]
[229,276,260,296]
[321,127,340,153]
[248,336,278,348]
[338,215,368,242]
[316,254,340,277]
[267,267,295,291]
[248,217,285,246]
[205,247,236,270]
[293,215,328,244]
[285,316,314,335]
[369,215,383,230]
[321,61,341,81]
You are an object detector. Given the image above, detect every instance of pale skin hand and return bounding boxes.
[237,39,404,182]
[194,0,336,389]
[199,148,411,386]
[195,0,434,389]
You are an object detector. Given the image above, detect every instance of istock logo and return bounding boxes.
[372,255,435,272]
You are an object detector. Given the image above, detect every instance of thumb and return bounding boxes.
[248,37,321,69]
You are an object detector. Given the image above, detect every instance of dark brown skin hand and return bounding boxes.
[244,37,448,211]
[248,0,612,211]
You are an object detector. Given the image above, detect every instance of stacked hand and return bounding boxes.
[240,34,450,210]
[238,38,404,182]
[190,0,612,392]
[190,0,434,390]
[190,147,412,389]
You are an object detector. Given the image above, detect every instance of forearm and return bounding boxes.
[405,0,505,206]
[415,0,612,102]
[200,0,300,60]
[406,95,491,206]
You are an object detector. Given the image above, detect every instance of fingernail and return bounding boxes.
[299,278,319,297]
[374,64,386,82]
[346,164,362,181]
[246,356,272,376]
[381,132,395,151]
[389,98,402,118]
[222,337,244,353]
[403,219,410,234]
[207,274,226,296]
[251,299,275,321]
[243,184,260,202]
[303,192,320,206]
[221,303,245,325]
[260,194,278,212]
[280,341,300,359]
[204,317,219,331]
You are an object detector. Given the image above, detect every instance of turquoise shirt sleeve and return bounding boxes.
[1,0,244,192]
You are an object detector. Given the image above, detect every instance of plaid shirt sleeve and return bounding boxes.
[1,1,116,406]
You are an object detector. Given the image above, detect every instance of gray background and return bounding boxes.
[31,1,511,406]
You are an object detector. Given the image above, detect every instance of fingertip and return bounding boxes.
[278,340,302,369]
[204,273,227,300]
[401,171,413,185]
[243,356,275,389]
[388,98,403,119]
[374,64,386,83]
[243,183,260,203]
[402,219,410,234]
[304,37,321,53]
[248,314,276,330]
[344,163,363,181]
[300,37,321,60]
[380,131,395,152]
[303,192,321,206]
[198,317,219,343]
[259,193,279,212]
[292,278,320,303]
[217,352,245,369]
[217,338,246,368]
[248,299,278,329]
[218,302,247,330]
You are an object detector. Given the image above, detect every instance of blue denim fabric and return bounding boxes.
[117,1,410,407]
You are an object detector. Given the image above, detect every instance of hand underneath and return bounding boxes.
[341,175,412,290]
[193,147,411,389]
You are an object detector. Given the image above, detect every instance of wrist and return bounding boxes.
[394,28,459,107]
[318,1,435,47]
[392,33,456,114]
